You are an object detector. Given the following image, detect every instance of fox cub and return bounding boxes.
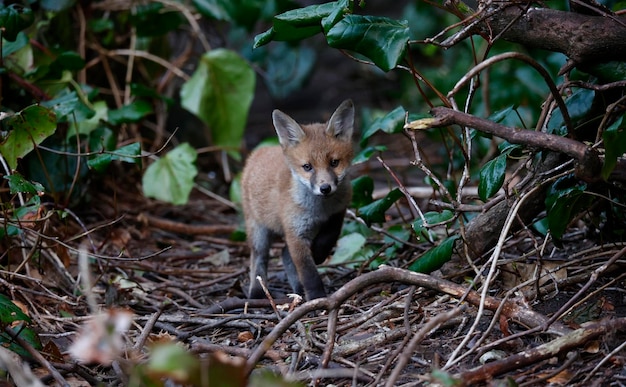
[241,100,355,300]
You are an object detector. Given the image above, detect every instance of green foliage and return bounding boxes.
[357,188,403,226]
[0,294,42,358]
[0,4,34,41]
[545,176,591,240]
[0,105,57,170]
[142,144,198,205]
[602,115,626,180]
[408,235,459,273]
[180,49,256,153]
[478,153,507,201]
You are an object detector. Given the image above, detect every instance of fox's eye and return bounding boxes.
[330,159,340,168]
[302,163,313,172]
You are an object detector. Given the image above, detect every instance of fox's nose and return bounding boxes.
[320,184,332,195]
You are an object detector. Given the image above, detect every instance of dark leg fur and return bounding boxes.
[281,247,304,296]
[248,226,272,299]
[312,211,345,264]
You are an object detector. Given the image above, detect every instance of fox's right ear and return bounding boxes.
[273,109,305,147]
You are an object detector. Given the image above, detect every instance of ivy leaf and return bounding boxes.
[357,188,403,225]
[88,142,142,173]
[478,153,507,201]
[180,49,255,152]
[108,100,153,125]
[602,115,626,180]
[142,143,198,205]
[4,173,44,195]
[326,15,409,72]
[0,105,57,170]
[408,235,459,273]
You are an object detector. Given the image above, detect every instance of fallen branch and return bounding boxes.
[244,265,570,375]
[458,317,626,385]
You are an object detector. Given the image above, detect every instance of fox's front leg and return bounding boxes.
[248,224,272,299]
[284,232,326,300]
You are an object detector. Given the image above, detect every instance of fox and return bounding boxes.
[241,99,355,301]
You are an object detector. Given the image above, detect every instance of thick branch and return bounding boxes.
[447,6,626,64]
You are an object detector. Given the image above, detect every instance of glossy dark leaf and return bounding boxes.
[478,153,507,201]
[408,235,459,273]
[4,173,44,195]
[88,142,141,173]
[326,15,409,72]
[357,188,403,225]
[361,106,406,143]
[545,176,589,239]
[352,145,387,164]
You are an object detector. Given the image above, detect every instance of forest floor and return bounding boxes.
[4,146,626,386]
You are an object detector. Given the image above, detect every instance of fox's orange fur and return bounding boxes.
[241,100,355,300]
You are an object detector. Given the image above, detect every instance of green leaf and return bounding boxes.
[326,15,409,72]
[352,145,386,164]
[88,142,141,173]
[547,88,595,134]
[0,105,57,170]
[478,153,507,201]
[4,173,44,195]
[180,49,255,150]
[147,344,200,382]
[254,2,338,47]
[357,188,403,226]
[0,4,34,41]
[0,293,30,323]
[108,100,153,125]
[2,31,29,57]
[602,115,626,180]
[361,106,406,144]
[329,232,367,265]
[0,294,41,358]
[66,100,107,138]
[545,176,590,239]
[142,143,198,205]
[351,175,374,208]
[193,0,232,21]
[321,0,352,33]
[408,235,459,273]
[49,51,86,76]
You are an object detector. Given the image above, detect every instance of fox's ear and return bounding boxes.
[327,99,354,141]
[273,109,305,147]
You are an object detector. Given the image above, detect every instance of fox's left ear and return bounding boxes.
[327,99,354,141]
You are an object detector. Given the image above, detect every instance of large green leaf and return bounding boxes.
[142,143,198,205]
[253,1,339,47]
[326,15,409,72]
[180,49,255,150]
[357,188,403,226]
[478,153,507,201]
[4,173,44,195]
[0,105,57,170]
[408,235,459,273]
[0,4,34,41]
[602,115,626,180]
